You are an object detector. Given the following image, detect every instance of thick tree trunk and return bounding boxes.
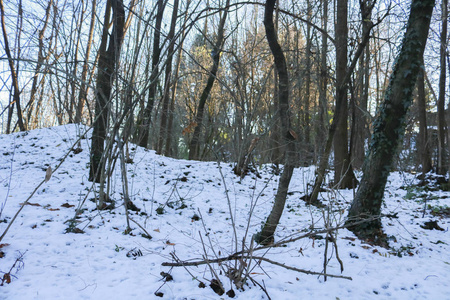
[188,0,230,160]
[347,0,435,238]
[255,0,296,245]
[89,0,125,182]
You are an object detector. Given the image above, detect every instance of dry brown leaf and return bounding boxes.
[166,241,175,246]
[20,202,41,207]
[61,203,74,208]
[3,273,11,284]
[0,243,10,249]
[45,166,52,182]
[153,229,160,232]
[48,208,60,211]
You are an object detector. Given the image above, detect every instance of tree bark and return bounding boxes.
[89,0,125,182]
[255,0,296,245]
[334,0,356,189]
[346,0,435,238]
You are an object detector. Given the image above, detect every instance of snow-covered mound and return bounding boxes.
[0,124,449,299]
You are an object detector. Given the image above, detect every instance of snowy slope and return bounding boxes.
[0,124,449,299]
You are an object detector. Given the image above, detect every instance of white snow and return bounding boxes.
[0,124,449,299]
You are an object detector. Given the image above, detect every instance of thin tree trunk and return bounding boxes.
[26,0,52,128]
[347,0,434,239]
[317,0,328,161]
[165,0,191,157]
[437,0,448,175]
[157,0,179,154]
[306,2,374,204]
[417,57,432,175]
[137,0,166,148]
[188,0,230,160]
[89,0,125,182]
[1,0,26,132]
[255,0,296,245]
[75,0,96,124]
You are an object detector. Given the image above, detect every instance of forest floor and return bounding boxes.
[0,124,449,299]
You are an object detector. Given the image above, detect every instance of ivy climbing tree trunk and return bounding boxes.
[255,0,297,245]
[89,0,125,182]
[188,0,230,160]
[346,0,435,239]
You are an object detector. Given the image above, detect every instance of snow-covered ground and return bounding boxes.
[0,124,449,299]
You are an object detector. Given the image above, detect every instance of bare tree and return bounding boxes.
[157,0,180,154]
[136,0,166,148]
[188,0,230,160]
[255,0,297,245]
[89,0,125,182]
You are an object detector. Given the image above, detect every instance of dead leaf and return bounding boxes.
[20,202,41,207]
[48,208,60,211]
[166,241,175,246]
[3,273,11,284]
[153,229,160,232]
[61,203,74,208]
[0,243,10,249]
[45,166,52,182]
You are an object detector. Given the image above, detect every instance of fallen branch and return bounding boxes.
[162,253,352,280]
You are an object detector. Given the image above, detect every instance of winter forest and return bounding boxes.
[0,0,449,299]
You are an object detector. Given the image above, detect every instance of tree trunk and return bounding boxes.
[137,0,166,148]
[317,0,329,161]
[188,0,230,160]
[89,0,125,182]
[255,0,296,245]
[1,0,26,133]
[437,0,448,175]
[417,57,432,175]
[346,0,435,238]
[75,0,96,124]
[306,1,374,204]
[157,0,179,154]
[351,2,372,169]
[334,0,356,189]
